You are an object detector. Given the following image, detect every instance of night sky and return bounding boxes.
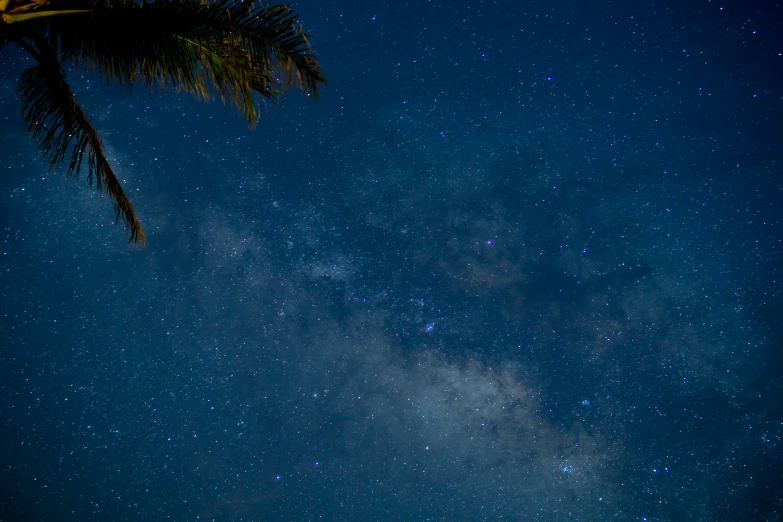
[1,0,782,520]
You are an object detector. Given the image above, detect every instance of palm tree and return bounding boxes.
[1,0,325,244]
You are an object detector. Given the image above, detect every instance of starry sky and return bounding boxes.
[1,0,782,520]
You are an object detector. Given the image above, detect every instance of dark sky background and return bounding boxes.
[1,0,782,520]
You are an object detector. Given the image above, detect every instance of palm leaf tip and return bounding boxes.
[17,45,146,245]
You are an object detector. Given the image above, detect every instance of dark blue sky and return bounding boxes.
[1,0,782,520]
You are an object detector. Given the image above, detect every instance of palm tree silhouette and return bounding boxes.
[1,0,325,244]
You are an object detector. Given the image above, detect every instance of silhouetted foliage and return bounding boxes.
[1,0,325,244]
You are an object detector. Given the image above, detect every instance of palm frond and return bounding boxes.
[4,0,325,245]
[42,0,325,124]
[16,35,145,243]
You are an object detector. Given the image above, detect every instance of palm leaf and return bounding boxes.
[5,0,325,244]
[43,0,324,124]
[16,35,145,243]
